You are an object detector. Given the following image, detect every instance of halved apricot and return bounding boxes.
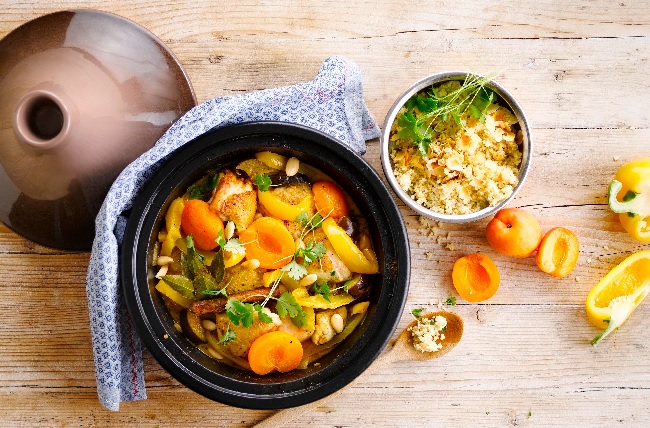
[452,253,501,302]
[180,199,224,251]
[248,331,303,375]
[536,227,580,277]
[239,216,295,269]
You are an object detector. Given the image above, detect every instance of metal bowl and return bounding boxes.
[380,71,532,223]
[121,122,410,409]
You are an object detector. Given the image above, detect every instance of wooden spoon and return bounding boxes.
[253,311,464,428]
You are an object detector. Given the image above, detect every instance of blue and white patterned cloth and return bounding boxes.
[85,56,380,411]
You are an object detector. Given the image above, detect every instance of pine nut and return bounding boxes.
[157,256,174,266]
[155,264,168,279]
[225,221,235,240]
[330,313,344,333]
[299,273,319,286]
[202,319,217,331]
[285,157,300,177]
[207,346,223,360]
[242,259,260,270]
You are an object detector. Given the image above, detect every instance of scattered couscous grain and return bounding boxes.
[409,315,447,353]
[390,80,522,215]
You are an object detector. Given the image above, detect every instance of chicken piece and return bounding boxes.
[215,311,281,358]
[311,307,348,345]
[209,170,257,230]
[277,307,316,342]
[305,238,352,283]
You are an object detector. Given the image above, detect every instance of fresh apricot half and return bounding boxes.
[485,208,542,258]
[248,331,303,375]
[452,253,501,302]
[536,227,580,277]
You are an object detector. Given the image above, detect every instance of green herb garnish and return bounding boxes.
[445,294,457,306]
[187,172,220,200]
[218,329,236,344]
[395,73,497,156]
[313,281,332,302]
[411,308,424,319]
[253,174,272,192]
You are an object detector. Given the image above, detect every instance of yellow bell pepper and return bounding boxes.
[257,188,312,221]
[292,287,354,309]
[263,269,301,290]
[586,250,650,345]
[160,198,186,257]
[608,157,650,242]
[321,218,379,274]
[255,151,287,170]
[155,279,193,308]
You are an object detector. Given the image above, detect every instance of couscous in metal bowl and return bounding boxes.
[380,71,532,223]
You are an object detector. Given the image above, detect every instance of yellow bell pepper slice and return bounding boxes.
[155,279,193,308]
[257,188,312,221]
[608,157,650,242]
[160,198,186,257]
[263,269,301,290]
[255,151,287,170]
[292,287,354,309]
[586,250,650,345]
[321,218,379,274]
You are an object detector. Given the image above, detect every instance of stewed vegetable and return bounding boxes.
[152,152,378,375]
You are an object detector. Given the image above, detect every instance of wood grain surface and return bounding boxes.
[0,1,649,426]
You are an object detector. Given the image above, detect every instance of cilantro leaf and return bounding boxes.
[215,230,227,248]
[201,286,228,298]
[276,292,308,327]
[445,294,457,306]
[343,279,355,293]
[218,329,236,344]
[254,174,272,192]
[298,241,326,265]
[296,212,323,229]
[187,173,220,201]
[280,260,308,280]
[254,304,274,324]
[224,238,246,255]
[411,308,424,319]
[313,281,331,302]
[225,298,255,327]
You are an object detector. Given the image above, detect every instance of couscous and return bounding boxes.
[409,314,447,353]
[389,79,523,215]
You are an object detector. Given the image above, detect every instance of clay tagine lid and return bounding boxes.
[0,10,197,250]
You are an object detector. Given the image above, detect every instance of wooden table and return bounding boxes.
[1,1,649,426]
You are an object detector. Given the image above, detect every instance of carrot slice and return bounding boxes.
[536,227,580,277]
[452,253,500,302]
[248,331,304,375]
[313,181,349,220]
[239,217,295,269]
